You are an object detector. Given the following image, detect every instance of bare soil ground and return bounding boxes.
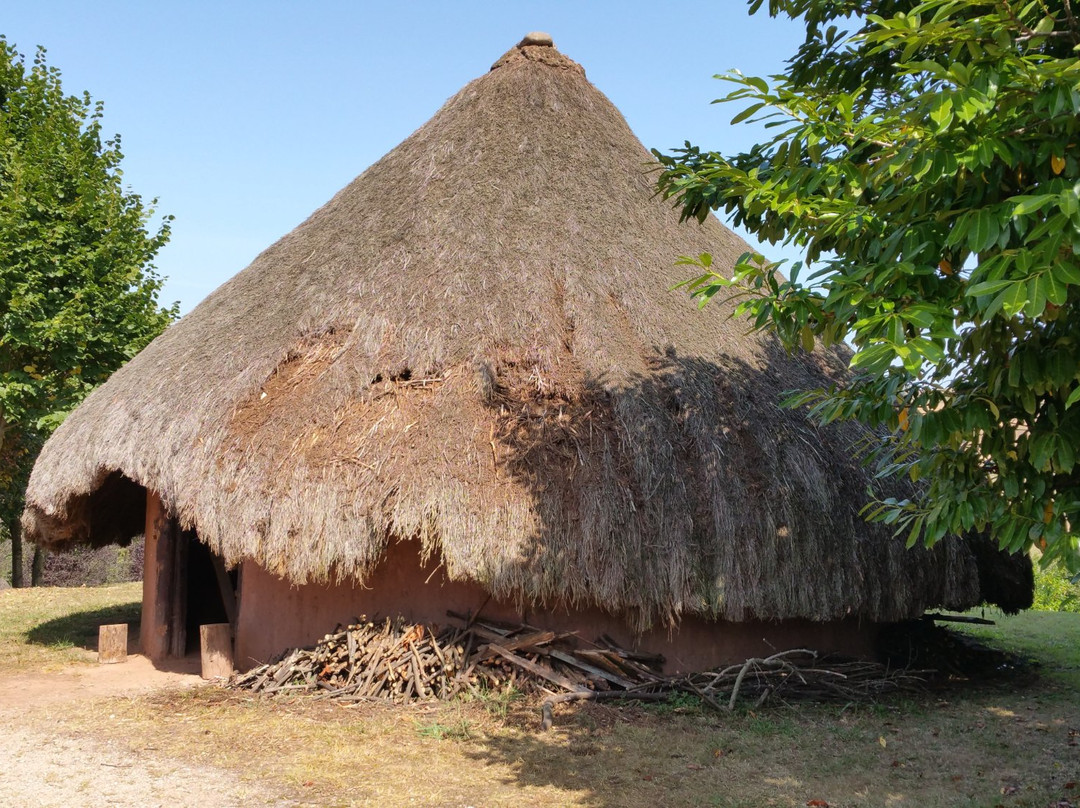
[0,663,302,807]
[3,584,1079,807]
[0,653,200,710]
[0,584,295,806]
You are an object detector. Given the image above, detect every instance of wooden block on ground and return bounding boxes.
[200,623,234,680]
[98,623,128,664]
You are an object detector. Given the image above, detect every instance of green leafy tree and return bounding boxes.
[657,0,1080,571]
[1,39,177,584]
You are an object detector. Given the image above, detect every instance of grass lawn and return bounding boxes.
[0,581,140,675]
[4,585,1079,807]
[960,608,1080,690]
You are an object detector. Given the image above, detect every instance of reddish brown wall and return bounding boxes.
[234,540,876,673]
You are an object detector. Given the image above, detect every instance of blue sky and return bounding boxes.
[5,2,806,313]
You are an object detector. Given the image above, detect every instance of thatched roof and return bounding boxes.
[23,36,1012,628]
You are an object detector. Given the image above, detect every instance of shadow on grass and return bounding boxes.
[958,610,1080,690]
[461,678,1080,808]
[26,602,141,652]
[459,701,741,808]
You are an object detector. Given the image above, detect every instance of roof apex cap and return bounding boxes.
[518,31,554,47]
[491,32,583,75]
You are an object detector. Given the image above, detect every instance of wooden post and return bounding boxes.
[168,530,190,657]
[200,623,233,679]
[98,624,128,664]
[141,491,174,661]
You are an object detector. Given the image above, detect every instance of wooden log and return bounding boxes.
[473,630,558,662]
[489,644,588,693]
[575,649,638,678]
[612,656,665,682]
[682,679,727,713]
[455,632,477,682]
[200,623,234,680]
[597,634,666,665]
[359,649,388,696]
[445,611,522,636]
[141,492,175,662]
[548,650,635,689]
[925,612,996,625]
[98,624,128,664]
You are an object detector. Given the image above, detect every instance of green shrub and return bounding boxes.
[1032,560,1080,613]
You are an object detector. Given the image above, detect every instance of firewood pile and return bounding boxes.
[228,612,662,702]
[228,613,933,727]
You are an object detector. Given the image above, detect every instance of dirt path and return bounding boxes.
[0,655,296,807]
[0,653,202,710]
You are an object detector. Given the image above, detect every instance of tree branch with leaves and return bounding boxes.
[659,0,1080,571]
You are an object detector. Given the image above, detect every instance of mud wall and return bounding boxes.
[234,540,875,673]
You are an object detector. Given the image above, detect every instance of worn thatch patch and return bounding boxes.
[22,38,1023,628]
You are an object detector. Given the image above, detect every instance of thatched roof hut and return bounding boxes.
[22,35,1028,670]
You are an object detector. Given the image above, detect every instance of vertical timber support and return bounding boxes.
[141,491,169,661]
[169,529,189,657]
[141,491,185,661]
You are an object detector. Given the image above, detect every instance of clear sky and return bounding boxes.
[4,2,806,313]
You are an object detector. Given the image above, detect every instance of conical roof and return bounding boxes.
[23,36,987,627]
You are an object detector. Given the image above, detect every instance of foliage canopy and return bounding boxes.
[0,39,175,582]
[0,39,176,445]
[657,0,1080,570]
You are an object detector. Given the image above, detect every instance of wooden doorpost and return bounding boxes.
[141,491,186,661]
[168,529,189,657]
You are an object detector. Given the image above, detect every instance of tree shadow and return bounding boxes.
[462,340,1034,804]
[27,601,141,652]
[481,341,993,628]
[23,594,206,675]
[469,716,618,806]
[460,700,746,808]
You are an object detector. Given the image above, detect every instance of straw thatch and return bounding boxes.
[22,38,1022,629]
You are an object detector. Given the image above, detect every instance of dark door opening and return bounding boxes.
[181,529,235,654]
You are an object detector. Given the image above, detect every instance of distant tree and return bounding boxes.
[657,1,1080,571]
[0,427,39,585]
[1,39,177,585]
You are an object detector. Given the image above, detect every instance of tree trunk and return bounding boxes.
[9,517,23,588]
[31,544,47,586]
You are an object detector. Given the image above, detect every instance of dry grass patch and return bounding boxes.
[5,587,1079,807]
[55,670,1080,808]
[0,581,140,674]
[60,687,596,807]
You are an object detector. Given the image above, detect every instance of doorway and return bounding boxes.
[141,492,237,660]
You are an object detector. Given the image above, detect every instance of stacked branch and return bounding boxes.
[232,616,471,702]
[229,615,933,727]
[682,649,932,710]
